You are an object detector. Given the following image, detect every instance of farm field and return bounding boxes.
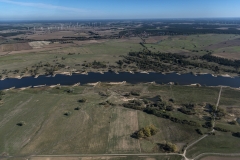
[0,83,240,159]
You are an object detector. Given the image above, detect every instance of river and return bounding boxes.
[0,72,240,90]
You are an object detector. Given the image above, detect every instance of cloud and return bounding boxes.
[0,0,85,12]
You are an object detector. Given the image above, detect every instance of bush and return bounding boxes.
[74,107,80,110]
[0,91,5,95]
[229,120,238,125]
[160,142,178,152]
[213,127,230,132]
[196,128,203,135]
[131,91,140,96]
[232,132,240,138]
[169,98,174,103]
[16,121,25,126]
[64,111,71,116]
[78,98,87,103]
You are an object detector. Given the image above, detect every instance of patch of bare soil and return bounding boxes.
[28,41,51,49]
[73,39,107,45]
[205,38,240,50]
[0,43,32,52]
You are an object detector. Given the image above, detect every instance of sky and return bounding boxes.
[0,0,240,20]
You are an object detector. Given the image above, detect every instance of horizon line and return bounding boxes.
[1,17,240,22]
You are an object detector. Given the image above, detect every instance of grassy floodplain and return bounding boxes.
[0,83,240,159]
[1,34,240,79]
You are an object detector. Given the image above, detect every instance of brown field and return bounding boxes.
[26,30,90,40]
[0,43,32,52]
[205,38,240,50]
[213,53,240,60]
[201,156,240,160]
[107,107,141,153]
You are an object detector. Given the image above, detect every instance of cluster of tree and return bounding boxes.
[120,50,239,74]
[82,60,107,69]
[179,106,196,115]
[232,132,240,138]
[99,100,115,106]
[158,142,178,152]
[144,107,201,127]
[203,120,214,128]
[119,23,240,37]
[213,127,230,132]
[178,103,196,115]
[122,100,145,110]
[122,51,185,72]
[132,124,158,139]
[209,104,226,119]
[201,53,240,69]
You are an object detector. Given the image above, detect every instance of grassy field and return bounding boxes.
[186,132,240,159]
[1,84,240,159]
[145,34,240,56]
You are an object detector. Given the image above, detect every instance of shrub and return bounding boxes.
[64,111,71,116]
[169,98,174,103]
[232,132,240,138]
[78,98,87,103]
[196,128,203,135]
[131,91,140,96]
[74,107,80,110]
[16,121,25,126]
[160,142,178,152]
[213,127,230,132]
[0,91,5,95]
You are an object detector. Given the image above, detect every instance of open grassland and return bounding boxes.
[0,84,240,159]
[148,85,220,105]
[137,111,201,153]
[186,132,240,159]
[144,34,240,56]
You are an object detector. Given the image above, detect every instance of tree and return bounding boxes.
[143,127,151,137]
